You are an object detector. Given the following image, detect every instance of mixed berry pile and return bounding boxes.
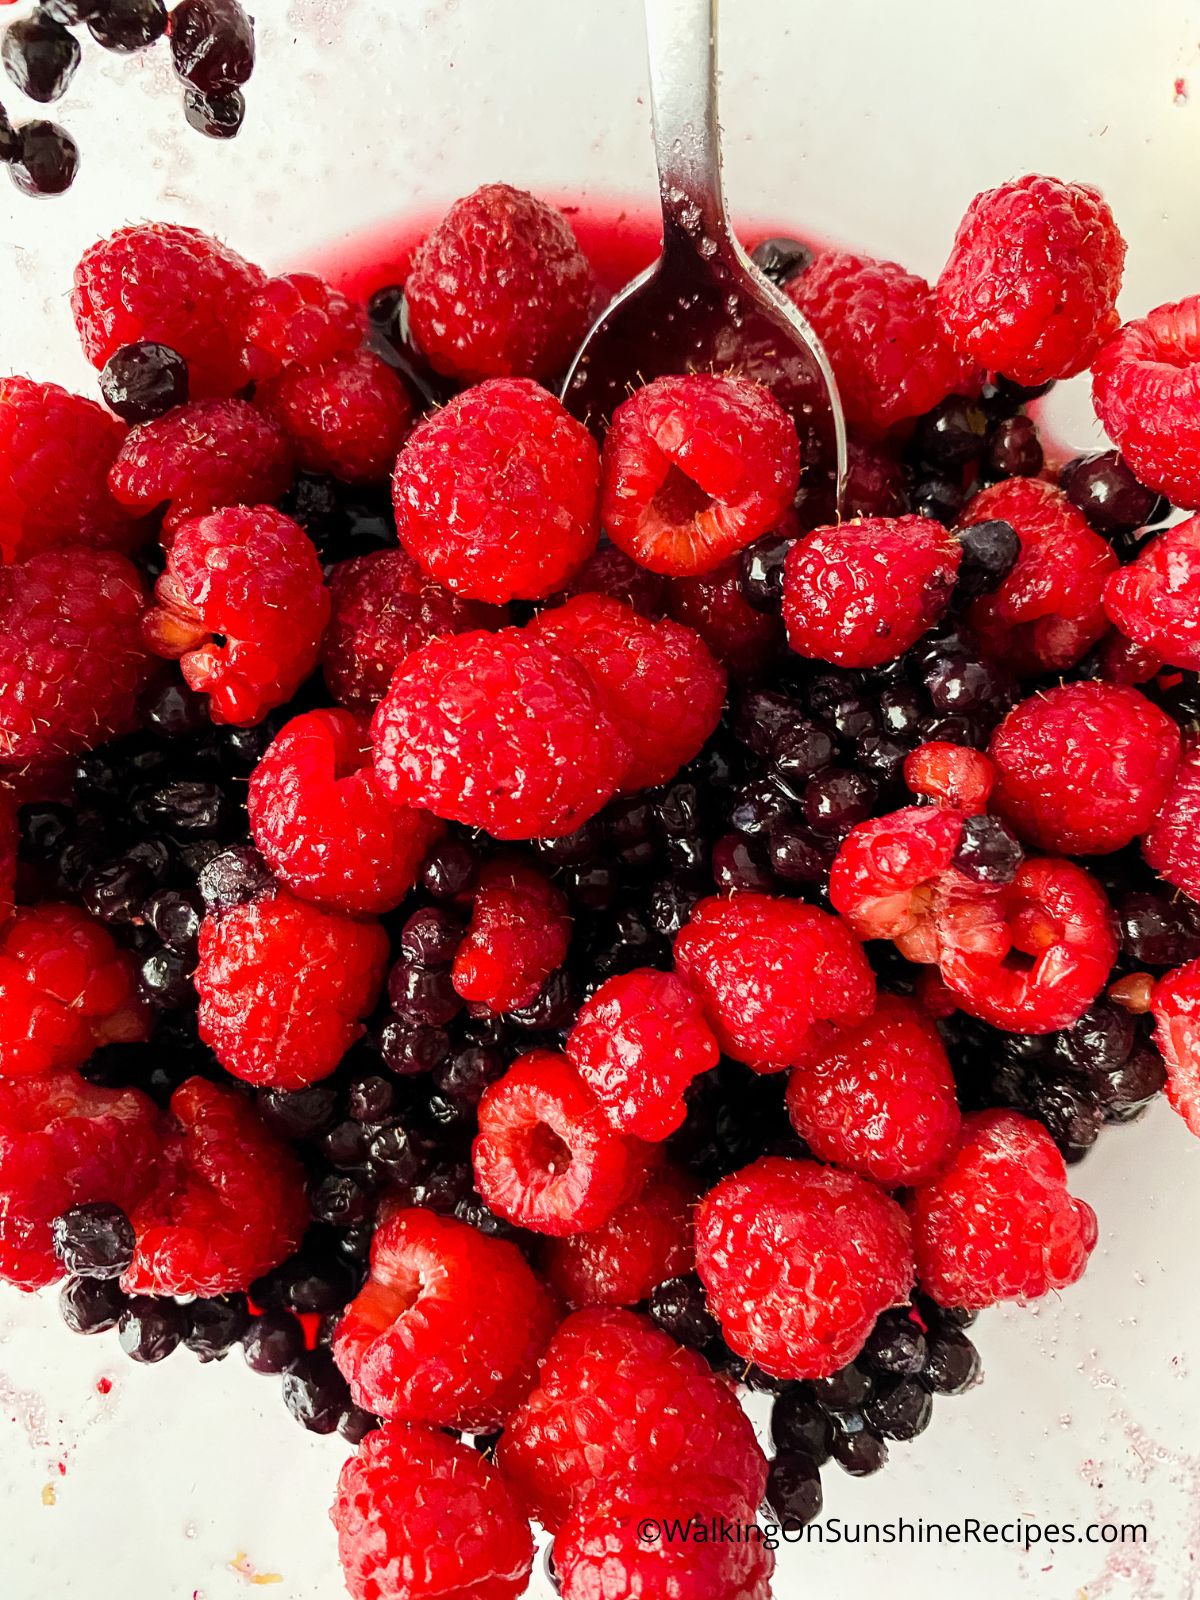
[2,174,1200,1600]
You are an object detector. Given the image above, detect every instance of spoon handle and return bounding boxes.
[644,0,729,243]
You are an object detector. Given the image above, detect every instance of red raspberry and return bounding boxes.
[1091,297,1200,508]
[600,374,800,577]
[937,857,1117,1034]
[782,515,961,669]
[937,175,1126,387]
[498,1306,767,1532]
[0,547,149,779]
[1092,628,1162,687]
[674,893,875,1072]
[543,1161,696,1309]
[72,222,264,398]
[247,709,444,915]
[370,628,628,840]
[405,183,596,384]
[332,1422,534,1600]
[957,478,1117,675]
[108,398,295,530]
[667,559,784,679]
[785,249,977,439]
[695,1156,914,1380]
[472,1049,646,1236]
[451,858,570,1013]
[785,995,961,1188]
[124,1076,308,1297]
[258,349,413,486]
[333,1205,557,1430]
[142,506,330,726]
[0,1072,162,1291]
[322,548,501,713]
[0,377,137,564]
[529,594,726,791]
[1104,515,1200,671]
[392,378,599,603]
[988,682,1181,855]
[907,1109,1098,1309]
[1143,738,1200,901]
[565,968,718,1141]
[0,787,15,925]
[829,806,967,961]
[841,438,911,518]
[1151,957,1200,1137]
[195,888,389,1089]
[904,742,995,815]
[239,271,360,381]
[557,540,668,618]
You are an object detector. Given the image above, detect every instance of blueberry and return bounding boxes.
[829,1411,888,1475]
[738,532,793,613]
[88,0,168,51]
[921,1328,982,1394]
[2,14,80,103]
[242,1309,305,1374]
[8,118,77,195]
[387,960,462,1026]
[766,1451,823,1527]
[771,1388,834,1463]
[184,1294,250,1361]
[810,1361,872,1411]
[257,1083,339,1141]
[399,906,464,968]
[51,1202,135,1280]
[952,815,1023,885]
[865,1377,934,1441]
[281,1348,350,1433]
[59,1276,127,1334]
[337,1404,380,1444]
[100,342,189,423]
[1060,451,1167,537]
[986,415,1043,479]
[648,1274,720,1349]
[955,518,1020,597]
[118,1297,186,1363]
[183,84,245,138]
[750,235,813,285]
[197,844,275,912]
[910,396,989,471]
[170,0,254,91]
[861,1308,927,1376]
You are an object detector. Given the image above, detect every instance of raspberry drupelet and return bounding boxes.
[239,270,361,381]
[1091,296,1200,508]
[1150,958,1200,1138]
[258,348,414,486]
[450,858,570,1013]
[1103,515,1200,671]
[543,1161,696,1308]
[1143,738,1200,901]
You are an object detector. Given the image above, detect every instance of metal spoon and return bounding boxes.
[562,0,846,515]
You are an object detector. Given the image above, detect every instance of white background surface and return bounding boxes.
[1,1,1200,1596]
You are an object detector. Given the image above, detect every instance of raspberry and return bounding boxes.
[988,682,1181,855]
[600,374,800,577]
[695,1156,915,1379]
[332,1422,534,1600]
[558,540,668,618]
[937,174,1126,386]
[957,478,1117,675]
[142,506,330,726]
[1150,957,1200,1137]
[472,1048,646,1236]
[937,857,1117,1034]
[1091,627,1162,687]
[333,1205,557,1429]
[841,437,911,518]
[529,594,726,791]
[785,249,977,438]
[903,742,995,815]
[907,1109,1098,1309]
[497,1306,767,1532]
[405,183,596,383]
[1104,515,1200,671]
[72,222,264,398]
[258,348,413,486]
[782,515,961,668]
[239,271,360,381]
[785,995,961,1188]
[673,893,875,1071]
[247,709,444,915]
[108,398,295,530]
[322,548,501,712]
[392,378,599,603]
[667,559,784,679]
[451,858,570,1013]
[829,806,967,961]
[195,888,389,1089]
[1091,297,1200,508]
[565,968,719,1140]
[370,628,629,840]
[543,1161,696,1309]
[1143,738,1200,901]
[124,1076,308,1297]
[0,547,149,779]
[0,377,137,564]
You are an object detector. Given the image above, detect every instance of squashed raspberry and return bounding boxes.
[247,709,444,915]
[565,968,718,1140]
[1092,296,1200,508]
[124,1076,308,1297]
[829,806,967,962]
[332,1422,534,1600]
[239,271,361,381]
[0,1072,162,1292]
[472,1049,646,1236]
[988,682,1181,855]
[195,888,389,1089]
[557,540,668,617]
[371,628,629,840]
[785,249,977,438]
[258,348,412,486]
[957,478,1117,675]
[543,1161,695,1309]
[1151,957,1200,1137]
[600,374,801,576]
[667,558,784,679]
[392,378,599,603]
[333,1205,557,1429]
[782,515,961,668]
[674,893,875,1071]
[405,183,597,383]
[142,505,330,726]
[1104,515,1200,671]
[529,594,726,791]
[1143,738,1200,901]
[907,1109,1098,1309]
[72,222,264,398]
[904,742,995,815]
[785,995,961,1187]
[695,1156,915,1379]
[937,174,1126,386]
[451,858,570,1013]
[498,1306,767,1532]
